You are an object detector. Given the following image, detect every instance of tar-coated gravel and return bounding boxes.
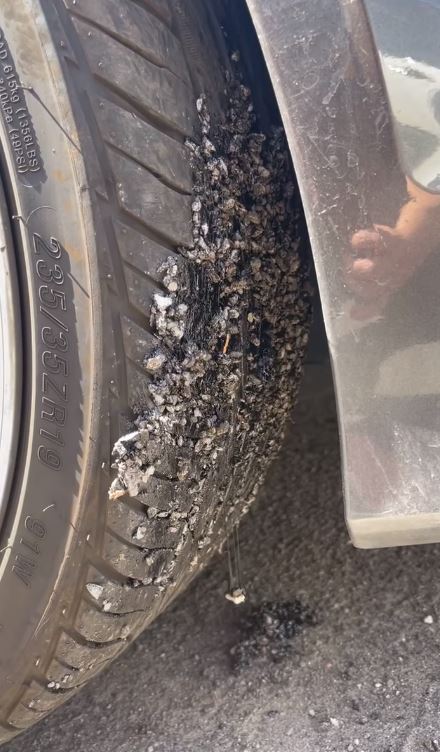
[5,364,440,752]
[109,65,310,600]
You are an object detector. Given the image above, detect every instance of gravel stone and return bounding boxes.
[85,583,104,601]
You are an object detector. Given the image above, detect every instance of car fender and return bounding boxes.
[246,0,440,547]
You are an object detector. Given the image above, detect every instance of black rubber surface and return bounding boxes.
[0,0,309,742]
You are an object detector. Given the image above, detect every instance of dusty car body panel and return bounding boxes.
[246,0,440,547]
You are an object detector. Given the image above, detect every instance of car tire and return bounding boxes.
[0,0,310,741]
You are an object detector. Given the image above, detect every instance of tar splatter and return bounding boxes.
[109,61,311,593]
[230,600,316,670]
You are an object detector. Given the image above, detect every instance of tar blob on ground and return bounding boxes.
[230,600,316,670]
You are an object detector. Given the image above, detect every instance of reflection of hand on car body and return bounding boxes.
[347,177,440,319]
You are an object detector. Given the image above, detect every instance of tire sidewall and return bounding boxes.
[0,0,99,705]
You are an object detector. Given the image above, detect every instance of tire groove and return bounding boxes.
[121,301,157,342]
[117,202,189,250]
[112,206,179,255]
[82,593,146,619]
[93,71,191,143]
[129,0,174,32]
[63,626,126,651]
[85,552,132,587]
[106,522,177,553]
[52,656,81,674]
[82,591,131,616]
[122,257,167,294]
[106,141,192,196]
[67,7,186,81]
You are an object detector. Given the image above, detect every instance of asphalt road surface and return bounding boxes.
[5,365,440,752]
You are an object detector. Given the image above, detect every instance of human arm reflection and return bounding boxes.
[347,177,440,320]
